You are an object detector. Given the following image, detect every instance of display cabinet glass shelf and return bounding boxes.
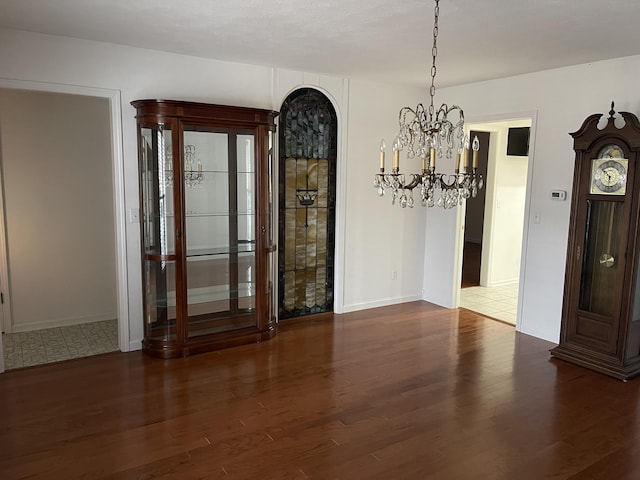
[132,99,277,358]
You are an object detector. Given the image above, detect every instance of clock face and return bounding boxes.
[590,157,628,195]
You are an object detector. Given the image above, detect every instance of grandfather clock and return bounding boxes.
[551,103,640,380]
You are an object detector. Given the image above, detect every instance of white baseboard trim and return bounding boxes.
[518,325,558,344]
[486,279,519,287]
[11,313,117,333]
[129,339,143,351]
[341,294,423,313]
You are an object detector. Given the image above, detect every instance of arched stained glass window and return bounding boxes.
[278,88,337,319]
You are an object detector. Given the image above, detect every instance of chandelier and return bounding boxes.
[374,0,483,208]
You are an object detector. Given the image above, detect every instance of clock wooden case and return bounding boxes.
[551,104,640,380]
[132,99,278,358]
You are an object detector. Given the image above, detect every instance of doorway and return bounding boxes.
[0,83,129,372]
[458,118,533,325]
[461,131,489,288]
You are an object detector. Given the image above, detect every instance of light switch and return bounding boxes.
[129,208,140,223]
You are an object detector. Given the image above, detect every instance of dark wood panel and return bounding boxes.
[131,99,277,126]
[575,313,613,346]
[2,301,640,479]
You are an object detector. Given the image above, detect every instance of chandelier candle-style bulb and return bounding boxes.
[463,138,470,170]
[392,137,401,171]
[380,139,386,171]
[472,135,480,169]
[430,147,436,170]
[456,148,462,173]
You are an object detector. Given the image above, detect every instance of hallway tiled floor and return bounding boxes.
[2,319,119,370]
[460,283,519,325]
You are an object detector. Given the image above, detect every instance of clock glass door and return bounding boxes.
[579,200,624,316]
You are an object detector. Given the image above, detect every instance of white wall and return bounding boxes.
[488,149,528,286]
[342,79,427,311]
[0,89,117,331]
[428,54,640,343]
[0,28,426,347]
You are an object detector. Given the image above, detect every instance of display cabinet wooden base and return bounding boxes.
[133,99,277,358]
[551,104,640,380]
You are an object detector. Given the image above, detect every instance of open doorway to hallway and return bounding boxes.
[0,89,119,369]
[458,118,532,325]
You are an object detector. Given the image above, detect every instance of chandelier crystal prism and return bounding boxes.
[374,0,483,208]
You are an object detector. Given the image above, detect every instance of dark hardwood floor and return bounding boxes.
[2,301,640,479]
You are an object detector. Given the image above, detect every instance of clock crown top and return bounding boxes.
[571,101,640,151]
[608,101,616,121]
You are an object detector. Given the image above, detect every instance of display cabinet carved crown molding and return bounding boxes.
[551,103,640,380]
[132,99,277,358]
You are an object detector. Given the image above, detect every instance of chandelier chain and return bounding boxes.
[429,0,440,120]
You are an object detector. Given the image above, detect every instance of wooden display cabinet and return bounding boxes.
[132,99,277,358]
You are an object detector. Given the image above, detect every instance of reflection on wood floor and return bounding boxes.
[1,302,638,479]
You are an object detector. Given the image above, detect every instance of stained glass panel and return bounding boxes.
[279,89,337,319]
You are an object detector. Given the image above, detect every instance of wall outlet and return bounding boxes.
[391,269,398,280]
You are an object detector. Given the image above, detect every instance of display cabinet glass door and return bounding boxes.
[182,126,257,337]
[139,124,177,342]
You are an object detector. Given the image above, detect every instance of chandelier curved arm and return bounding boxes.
[438,174,455,190]
[404,174,423,190]
[434,104,464,126]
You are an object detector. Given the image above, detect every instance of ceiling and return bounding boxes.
[2,0,640,89]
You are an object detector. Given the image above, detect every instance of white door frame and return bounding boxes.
[0,153,12,335]
[454,111,538,331]
[0,79,130,373]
